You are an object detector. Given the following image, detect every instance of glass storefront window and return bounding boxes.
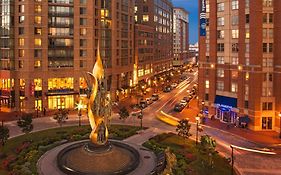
[48,95,74,109]
[79,77,87,89]
[48,77,73,90]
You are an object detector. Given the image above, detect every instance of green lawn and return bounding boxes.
[143,133,234,175]
[0,125,141,175]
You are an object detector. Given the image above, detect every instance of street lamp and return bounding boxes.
[195,116,200,145]
[279,112,281,139]
[76,101,83,127]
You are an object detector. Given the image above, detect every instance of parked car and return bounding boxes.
[171,83,178,89]
[182,96,190,102]
[163,86,171,92]
[174,103,185,112]
[139,99,147,108]
[151,94,159,101]
[179,100,188,107]
[146,97,153,105]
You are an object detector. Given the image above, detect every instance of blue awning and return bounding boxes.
[215,95,237,108]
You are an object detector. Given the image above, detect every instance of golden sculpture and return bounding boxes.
[87,46,109,145]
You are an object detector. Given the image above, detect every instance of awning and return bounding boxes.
[215,95,237,108]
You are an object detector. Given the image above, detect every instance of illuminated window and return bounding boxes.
[245,29,250,39]
[217,69,224,77]
[205,80,210,89]
[34,60,41,68]
[232,0,239,10]
[232,71,238,79]
[232,29,239,39]
[142,15,149,22]
[19,5,24,13]
[245,85,249,95]
[79,77,87,89]
[35,5,42,13]
[35,16,42,24]
[231,83,238,93]
[19,49,25,57]
[80,28,87,36]
[217,81,224,91]
[35,38,42,46]
[19,38,25,46]
[48,78,74,90]
[34,79,42,91]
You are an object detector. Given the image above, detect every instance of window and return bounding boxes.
[232,71,238,79]
[232,0,239,10]
[263,13,267,23]
[269,43,273,52]
[80,18,87,25]
[19,27,24,35]
[245,101,249,109]
[217,43,224,52]
[269,14,273,23]
[34,60,41,68]
[232,57,238,65]
[34,39,42,46]
[35,16,41,24]
[35,5,42,13]
[263,43,268,52]
[217,69,224,77]
[217,3,224,12]
[217,30,224,39]
[217,17,224,26]
[217,57,224,64]
[245,43,250,53]
[205,80,209,89]
[80,28,87,36]
[19,5,24,13]
[231,83,238,93]
[232,29,239,39]
[19,16,25,23]
[19,60,24,68]
[245,72,250,81]
[245,85,249,95]
[245,14,250,23]
[80,50,87,57]
[35,27,42,35]
[217,81,224,91]
[19,38,24,46]
[245,0,250,8]
[263,0,273,7]
[232,15,239,25]
[245,29,250,39]
[232,43,239,52]
[142,15,149,22]
[262,102,273,110]
[80,7,86,15]
[80,39,87,47]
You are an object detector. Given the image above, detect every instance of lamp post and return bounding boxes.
[76,101,83,127]
[196,116,200,145]
[230,145,234,175]
[279,112,281,139]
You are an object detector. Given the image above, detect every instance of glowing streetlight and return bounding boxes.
[75,101,84,127]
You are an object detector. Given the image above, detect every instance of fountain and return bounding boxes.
[55,47,140,175]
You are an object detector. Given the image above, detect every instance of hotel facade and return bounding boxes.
[173,7,189,67]
[0,0,135,112]
[198,0,281,132]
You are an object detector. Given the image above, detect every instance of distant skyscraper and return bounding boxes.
[0,0,134,112]
[173,8,189,67]
[198,0,281,133]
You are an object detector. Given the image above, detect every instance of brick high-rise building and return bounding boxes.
[0,0,134,113]
[198,0,281,133]
[135,0,173,76]
[173,7,189,67]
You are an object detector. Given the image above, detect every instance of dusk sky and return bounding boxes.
[172,0,198,44]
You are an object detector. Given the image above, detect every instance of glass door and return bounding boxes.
[262,117,273,130]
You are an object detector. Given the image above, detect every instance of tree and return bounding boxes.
[200,135,216,152]
[118,107,129,122]
[17,113,33,134]
[53,109,69,127]
[176,119,191,139]
[0,125,9,146]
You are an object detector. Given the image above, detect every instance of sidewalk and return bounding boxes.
[178,99,281,147]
